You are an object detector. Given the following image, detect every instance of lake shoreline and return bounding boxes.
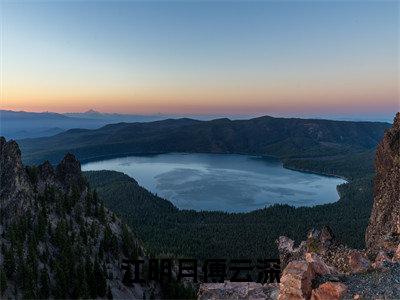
[82,152,346,212]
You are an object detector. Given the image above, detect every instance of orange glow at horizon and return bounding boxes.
[2,77,398,115]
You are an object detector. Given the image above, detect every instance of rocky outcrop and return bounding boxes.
[365,112,400,254]
[0,138,29,193]
[275,229,400,299]
[56,153,86,193]
[277,236,306,270]
[276,231,349,300]
[307,227,335,253]
[35,154,87,195]
[277,227,354,274]
[198,229,398,300]
[37,160,56,192]
[0,137,87,216]
[0,138,85,201]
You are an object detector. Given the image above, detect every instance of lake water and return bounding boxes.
[82,153,346,212]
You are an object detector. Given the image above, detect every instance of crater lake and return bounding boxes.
[82,153,346,213]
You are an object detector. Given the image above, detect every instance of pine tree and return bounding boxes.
[107,285,113,299]
[85,257,97,299]
[76,262,89,299]
[122,224,134,256]
[27,236,39,285]
[23,237,39,299]
[85,193,93,216]
[93,258,107,297]
[98,202,107,224]
[92,190,99,204]
[36,206,48,241]
[3,247,15,278]
[53,262,68,298]
[39,268,50,299]
[0,267,7,295]
[23,267,37,299]
[15,256,25,290]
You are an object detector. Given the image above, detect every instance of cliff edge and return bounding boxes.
[365,112,400,254]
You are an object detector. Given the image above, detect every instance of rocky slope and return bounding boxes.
[199,228,400,300]
[197,113,400,300]
[365,112,400,254]
[276,227,400,299]
[0,137,160,299]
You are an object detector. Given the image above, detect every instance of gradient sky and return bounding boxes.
[1,1,399,116]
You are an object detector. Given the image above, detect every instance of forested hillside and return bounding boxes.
[0,138,159,299]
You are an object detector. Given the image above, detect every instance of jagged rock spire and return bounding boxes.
[365,112,400,253]
[0,137,31,196]
[56,152,86,192]
[393,112,400,129]
[1,137,86,201]
[0,137,33,220]
[0,137,26,186]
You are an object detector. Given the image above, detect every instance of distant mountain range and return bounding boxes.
[0,109,168,139]
[2,109,394,140]
[19,115,392,174]
[0,109,251,140]
[64,109,167,122]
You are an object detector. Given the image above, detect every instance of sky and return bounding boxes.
[1,1,399,118]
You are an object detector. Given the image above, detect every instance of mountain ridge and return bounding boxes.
[19,115,391,171]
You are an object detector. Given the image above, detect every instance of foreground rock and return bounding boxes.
[278,261,314,300]
[277,236,306,270]
[198,282,279,300]
[305,253,335,276]
[394,244,400,262]
[275,234,400,299]
[348,251,371,273]
[310,282,347,300]
[372,251,391,269]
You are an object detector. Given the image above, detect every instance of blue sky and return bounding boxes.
[1,1,399,119]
